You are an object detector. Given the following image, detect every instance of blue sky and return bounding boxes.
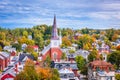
[0,0,120,29]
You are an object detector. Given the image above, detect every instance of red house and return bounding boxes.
[0,56,5,70]
[41,15,62,61]
[0,52,10,67]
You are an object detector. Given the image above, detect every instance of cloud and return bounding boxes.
[0,0,120,29]
[101,3,120,11]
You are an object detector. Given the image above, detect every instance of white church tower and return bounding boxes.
[50,15,62,47]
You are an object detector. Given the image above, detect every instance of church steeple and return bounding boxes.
[51,15,58,39]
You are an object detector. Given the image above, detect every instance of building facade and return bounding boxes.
[88,60,115,80]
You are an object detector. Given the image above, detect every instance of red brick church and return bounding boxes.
[40,15,62,61]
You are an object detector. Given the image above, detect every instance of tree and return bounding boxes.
[34,35,44,49]
[26,39,35,45]
[0,41,4,49]
[81,28,89,34]
[36,67,60,80]
[75,55,86,70]
[12,43,21,52]
[106,28,114,41]
[23,30,28,38]
[112,34,118,41]
[69,49,75,54]
[0,46,2,51]
[31,52,38,60]
[14,71,30,80]
[0,32,6,41]
[116,45,120,51]
[15,60,39,80]
[62,36,72,47]
[36,67,51,80]
[44,55,51,67]
[77,34,94,49]
[80,66,88,77]
[107,50,120,69]
[51,69,60,80]
[25,45,34,53]
[115,74,120,80]
[61,52,66,60]
[88,49,98,62]
[15,59,60,80]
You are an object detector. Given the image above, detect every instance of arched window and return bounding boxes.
[53,52,57,60]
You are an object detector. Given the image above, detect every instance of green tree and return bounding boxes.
[69,49,75,54]
[88,49,98,62]
[80,66,88,77]
[34,35,44,49]
[115,74,120,80]
[0,46,2,51]
[44,55,51,67]
[81,28,89,34]
[31,52,38,60]
[25,45,34,53]
[23,30,28,38]
[75,55,86,70]
[107,50,120,69]
[61,52,66,60]
[51,69,60,80]
[0,32,6,41]
[12,43,21,52]
[106,28,114,41]
[26,39,35,45]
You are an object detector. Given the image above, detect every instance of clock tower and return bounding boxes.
[51,15,61,47]
[41,15,62,62]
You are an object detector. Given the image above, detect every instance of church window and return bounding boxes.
[53,53,57,59]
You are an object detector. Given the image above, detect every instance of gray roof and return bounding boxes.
[55,62,78,70]
[0,52,10,58]
[19,53,35,62]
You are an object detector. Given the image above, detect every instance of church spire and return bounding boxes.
[51,15,58,39]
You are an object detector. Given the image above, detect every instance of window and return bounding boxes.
[106,76,112,80]
[53,53,57,59]
[64,74,67,78]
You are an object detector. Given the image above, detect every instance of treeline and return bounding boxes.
[0,25,120,51]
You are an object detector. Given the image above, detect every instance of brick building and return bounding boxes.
[0,52,10,71]
[88,60,115,80]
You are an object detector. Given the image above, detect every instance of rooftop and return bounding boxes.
[90,60,112,66]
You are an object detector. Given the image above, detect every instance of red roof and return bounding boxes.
[1,73,15,80]
[90,60,112,66]
[32,45,38,48]
[11,51,16,56]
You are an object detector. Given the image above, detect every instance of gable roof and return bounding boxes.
[0,55,4,60]
[19,53,35,62]
[90,60,112,66]
[0,52,10,58]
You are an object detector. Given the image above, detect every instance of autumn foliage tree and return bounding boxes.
[116,45,120,51]
[15,59,60,80]
[61,36,72,47]
[15,60,38,80]
[77,34,95,50]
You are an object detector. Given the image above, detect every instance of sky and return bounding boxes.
[0,0,120,29]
